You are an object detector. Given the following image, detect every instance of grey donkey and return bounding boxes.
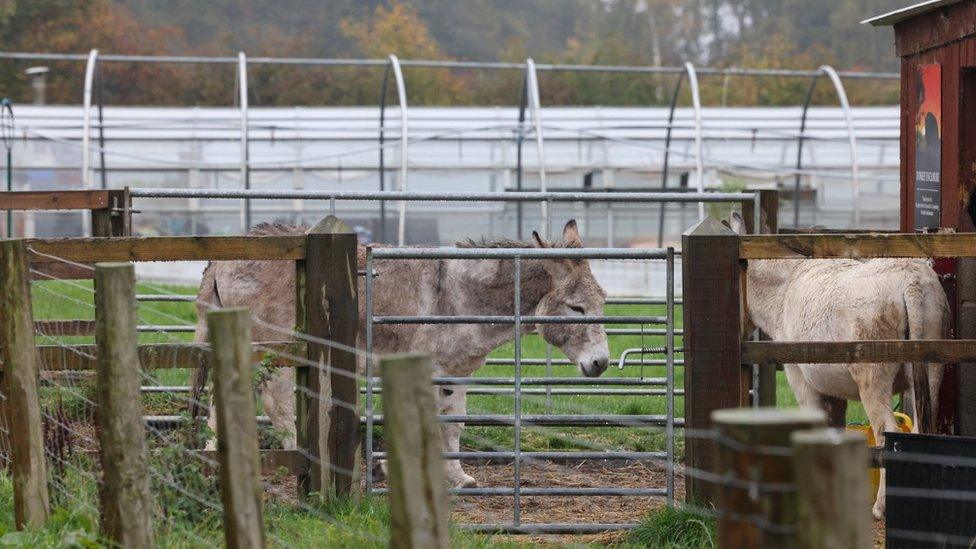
[193,218,611,488]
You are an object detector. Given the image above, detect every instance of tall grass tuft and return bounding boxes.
[629,505,716,549]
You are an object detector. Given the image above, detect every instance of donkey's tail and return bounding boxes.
[189,264,222,424]
[904,282,934,433]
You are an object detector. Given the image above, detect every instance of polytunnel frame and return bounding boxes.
[793,65,861,228]
[0,50,891,235]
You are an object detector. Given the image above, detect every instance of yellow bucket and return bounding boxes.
[847,412,913,497]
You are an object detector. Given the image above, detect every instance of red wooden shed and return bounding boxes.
[866,0,976,435]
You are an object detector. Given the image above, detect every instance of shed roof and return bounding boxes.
[862,0,964,26]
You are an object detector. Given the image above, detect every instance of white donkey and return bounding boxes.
[728,212,949,518]
[193,219,611,488]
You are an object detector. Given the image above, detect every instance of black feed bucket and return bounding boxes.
[885,432,976,547]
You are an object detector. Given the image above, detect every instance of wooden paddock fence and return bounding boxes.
[0,214,362,507]
[0,241,448,545]
[683,222,976,505]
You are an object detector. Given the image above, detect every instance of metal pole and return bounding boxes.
[657,72,684,248]
[516,73,528,240]
[238,52,250,231]
[513,256,522,526]
[97,62,107,190]
[684,62,705,221]
[82,49,98,235]
[819,65,860,229]
[665,247,675,506]
[795,74,820,228]
[388,54,409,246]
[1,99,12,236]
[525,59,548,238]
[365,248,375,491]
[379,65,390,243]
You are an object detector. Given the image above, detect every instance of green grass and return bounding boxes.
[0,468,534,548]
[629,506,716,548]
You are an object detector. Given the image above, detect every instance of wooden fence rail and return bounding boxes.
[27,235,306,263]
[1,189,131,238]
[0,342,302,372]
[740,232,976,259]
[742,340,976,365]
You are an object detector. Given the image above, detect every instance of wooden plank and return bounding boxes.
[79,449,309,477]
[681,217,745,507]
[296,215,361,500]
[713,408,825,548]
[894,2,976,57]
[27,235,306,264]
[35,320,96,337]
[318,217,361,499]
[0,342,303,372]
[0,370,9,468]
[91,189,131,238]
[756,189,778,407]
[381,354,450,549]
[209,308,266,549]
[0,241,50,529]
[740,233,976,259]
[0,190,109,211]
[792,429,871,549]
[30,262,94,281]
[94,263,153,548]
[742,339,976,365]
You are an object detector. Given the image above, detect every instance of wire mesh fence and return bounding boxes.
[2,226,976,546]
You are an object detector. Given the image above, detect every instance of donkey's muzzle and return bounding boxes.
[582,357,609,378]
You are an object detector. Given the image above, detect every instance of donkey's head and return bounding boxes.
[531,220,610,377]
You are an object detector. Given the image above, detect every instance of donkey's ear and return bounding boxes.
[721,219,731,229]
[531,231,549,248]
[562,220,581,247]
[728,211,746,235]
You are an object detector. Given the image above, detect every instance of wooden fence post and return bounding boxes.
[742,189,780,407]
[94,262,153,547]
[791,428,870,549]
[208,308,266,549]
[0,240,49,529]
[91,188,131,238]
[713,408,825,548]
[381,354,450,549]
[296,215,360,499]
[682,217,745,506]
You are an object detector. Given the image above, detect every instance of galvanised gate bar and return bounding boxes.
[364,245,677,534]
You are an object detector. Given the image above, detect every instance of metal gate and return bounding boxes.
[364,245,678,534]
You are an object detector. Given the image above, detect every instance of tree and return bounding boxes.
[340,0,464,105]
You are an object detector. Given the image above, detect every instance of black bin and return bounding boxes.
[885,432,976,547]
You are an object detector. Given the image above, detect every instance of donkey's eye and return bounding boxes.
[568,304,585,314]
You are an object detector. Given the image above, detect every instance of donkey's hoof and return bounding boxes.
[872,502,885,520]
[448,474,478,489]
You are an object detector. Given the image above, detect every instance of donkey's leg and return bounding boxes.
[784,364,823,410]
[851,362,900,520]
[262,368,298,450]
[440,386,477,488]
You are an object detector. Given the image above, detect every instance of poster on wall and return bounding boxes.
[914,63,942,231]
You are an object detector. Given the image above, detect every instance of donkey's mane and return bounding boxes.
[248,222,307,236]
[456,235,581,249]
[455,237,533,249]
